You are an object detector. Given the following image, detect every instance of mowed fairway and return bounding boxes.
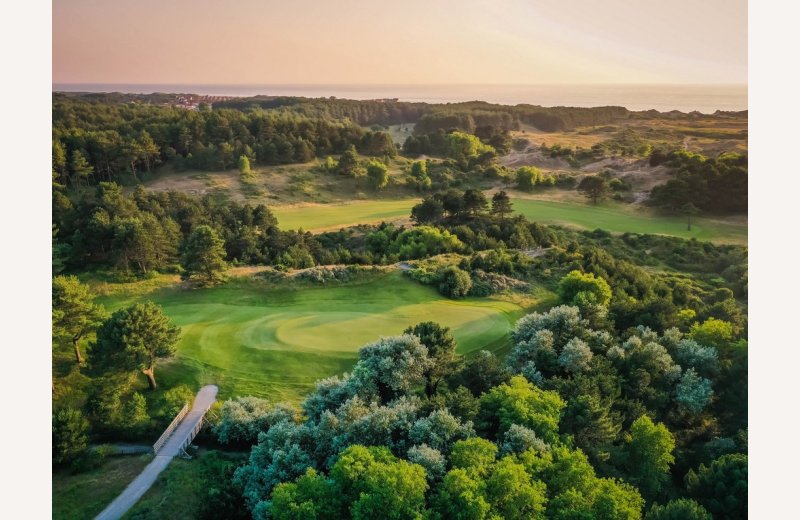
[510,198,747,244]
[96,271,526,402]
[272,199,418,232]
[269,197,746,244]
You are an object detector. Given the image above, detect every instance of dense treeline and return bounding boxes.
[648,150,748,214]
[52,94,396,186]
[215,96,429,126]
[52,182,378,275]
[409,103,631,134]
[215,97,632,132]
[211,301,746,518]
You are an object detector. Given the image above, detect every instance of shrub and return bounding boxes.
[438,266,472,298]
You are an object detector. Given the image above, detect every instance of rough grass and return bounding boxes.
[123,450,246,520]
[52,454,152,520]
[94,270,530,403]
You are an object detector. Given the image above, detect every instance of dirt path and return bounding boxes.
[94,385,218,520]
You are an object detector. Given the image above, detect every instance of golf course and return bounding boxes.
[94,270,533,402]
[271,197,747,244]
[271,199,419,232]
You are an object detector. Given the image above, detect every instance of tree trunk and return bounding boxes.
[72,337,83,364]
[425,379,435,398]
[687,216,692,231]
[143,367,157,390]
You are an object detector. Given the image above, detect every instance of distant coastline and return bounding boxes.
[52,83,747,114]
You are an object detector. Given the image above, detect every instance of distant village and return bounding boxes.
[170,94,235,110]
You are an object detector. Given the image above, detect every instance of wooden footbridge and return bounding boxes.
[94,385,218,520]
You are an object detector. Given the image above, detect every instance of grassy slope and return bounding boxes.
[269,197,746,244]
[94,271,529,403]
[52,455,152,520]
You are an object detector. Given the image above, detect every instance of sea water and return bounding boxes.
[52,83,747,114]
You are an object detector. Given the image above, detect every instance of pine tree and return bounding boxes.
[181,225,228,285]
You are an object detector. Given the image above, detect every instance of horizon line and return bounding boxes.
[52,82,748,87]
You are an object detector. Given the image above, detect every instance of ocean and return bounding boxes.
[52,83,747,114]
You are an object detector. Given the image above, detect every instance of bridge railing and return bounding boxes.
[152,403,189,454]
[178,399,216,454]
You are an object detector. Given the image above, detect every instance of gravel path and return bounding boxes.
[94,385,218,520]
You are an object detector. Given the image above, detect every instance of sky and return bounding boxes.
[53,0,747,85]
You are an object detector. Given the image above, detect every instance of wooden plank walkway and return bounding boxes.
[94,385,218,520]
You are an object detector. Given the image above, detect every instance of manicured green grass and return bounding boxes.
[52,455,152,520]
[510,198,747,244]
[269,197,746,244]
[96,271,528,402]
[272,199,418,232]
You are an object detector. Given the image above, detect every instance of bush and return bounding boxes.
[469,270,529,296]
[70,445,115,474]
[366,160,389,190]
[609,178,630,191]
[214,397,298,448]
[438,266,472,298]
[160,384,195,419]
[295,265,361,284]
[391,226,464,260]
[516,166,540,191]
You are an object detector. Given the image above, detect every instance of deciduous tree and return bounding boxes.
[478,376,565,443]
[620,415,675,500]
[516,166,541,191]
[403,321,457,396]
[645,498,712,520]
[366,160,389,190]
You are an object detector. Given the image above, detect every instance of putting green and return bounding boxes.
[97,271,527,402]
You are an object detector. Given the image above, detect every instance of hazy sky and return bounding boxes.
[53,0,747,85]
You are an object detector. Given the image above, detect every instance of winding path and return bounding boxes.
[94,385,218,520]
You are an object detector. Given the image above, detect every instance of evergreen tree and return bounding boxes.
[337,145,359,176]
[491,191,513,220]
[52,276,107,364]
[90,302,180,390]
[181,225,228,285]
[52,408,89,465]
[69,149,94,187]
